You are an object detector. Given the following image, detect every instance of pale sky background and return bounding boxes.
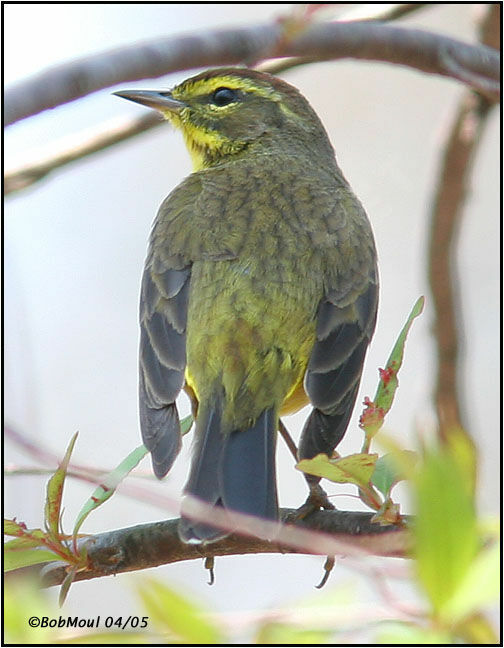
[4,4,499,642]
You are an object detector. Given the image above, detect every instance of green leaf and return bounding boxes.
[61,631,155,644]
[377,621,451,644]
[4,547,60,571]
[444,426,477,497]
[3,520,46,543]
[136,578,223,644]
[73,444,148,537]
[180,413,194,436]
[360,296,424,440]
[297,452,378,488]
[440,541,500,623]
[59,565,79,607]
[371,451,418,496]
[413,446,479,613]
[4,576,55,643]
[3,520,78,572]
[256,624,332,644]
[4,536,47,550]
[452,612,499,644]
[374,296,424,414]
[44,432,78,538]
[4,519,30,536]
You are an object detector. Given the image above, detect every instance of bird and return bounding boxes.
[114,67,378,544]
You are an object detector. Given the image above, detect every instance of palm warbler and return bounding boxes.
[115,68,378,543]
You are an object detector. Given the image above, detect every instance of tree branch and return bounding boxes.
[333,3,429,23]
[4,112,163,196]
[256,2,430,75]
[427,4,499,439]
[5,19,500,127]
[5,422,410,588]
[37,508,411,588]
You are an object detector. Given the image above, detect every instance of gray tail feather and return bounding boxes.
[179,403,278,544]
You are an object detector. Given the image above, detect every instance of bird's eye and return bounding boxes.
[212,87,238,107]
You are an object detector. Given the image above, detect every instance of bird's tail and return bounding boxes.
[179,398,278,544]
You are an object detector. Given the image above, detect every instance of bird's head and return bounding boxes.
[114,67,332,170]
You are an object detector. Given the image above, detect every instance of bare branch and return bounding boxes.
[37,508,411,588]
[335,3,429,23]
[4,423,116,477]
[278,420,299,462]
[5,465,107,485]
[427,5,499,439]
[258,2,431,75]
[5,20,500,126]
[3,424,154,484]
[4,423,62,468]
[4,113,163,196]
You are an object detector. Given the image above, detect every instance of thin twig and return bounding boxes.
[335,3,429,22]
[4,465,155,483]
[427,5,499,440]
[4,112,163,196]
[4,466,103,484]
[4,423,62,467]
[4,423,112,476]
[278,420,299,462]
[5,20,500,126]
[427,92,493,436]
[3,423,156,486]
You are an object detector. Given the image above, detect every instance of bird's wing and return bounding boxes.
[139,258,190,478]
[138,173,205,478]
[299,193,378,461]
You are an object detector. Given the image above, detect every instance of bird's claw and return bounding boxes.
[289,482,335,523]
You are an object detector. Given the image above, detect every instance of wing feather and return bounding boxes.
[300,273,378,460]
[139,264,190,477]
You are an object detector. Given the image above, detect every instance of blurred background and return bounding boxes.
[4,3,499,641]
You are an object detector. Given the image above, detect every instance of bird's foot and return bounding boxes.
[288,482,335,523]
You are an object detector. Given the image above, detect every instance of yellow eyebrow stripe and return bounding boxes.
[171,75,279,102]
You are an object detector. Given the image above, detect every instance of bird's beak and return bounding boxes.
[113,90,186,114]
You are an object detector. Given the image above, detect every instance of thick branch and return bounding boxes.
[5,20,500,126]
[6,424,410,588]
[38,509,411,588]
[427,5,499,439]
